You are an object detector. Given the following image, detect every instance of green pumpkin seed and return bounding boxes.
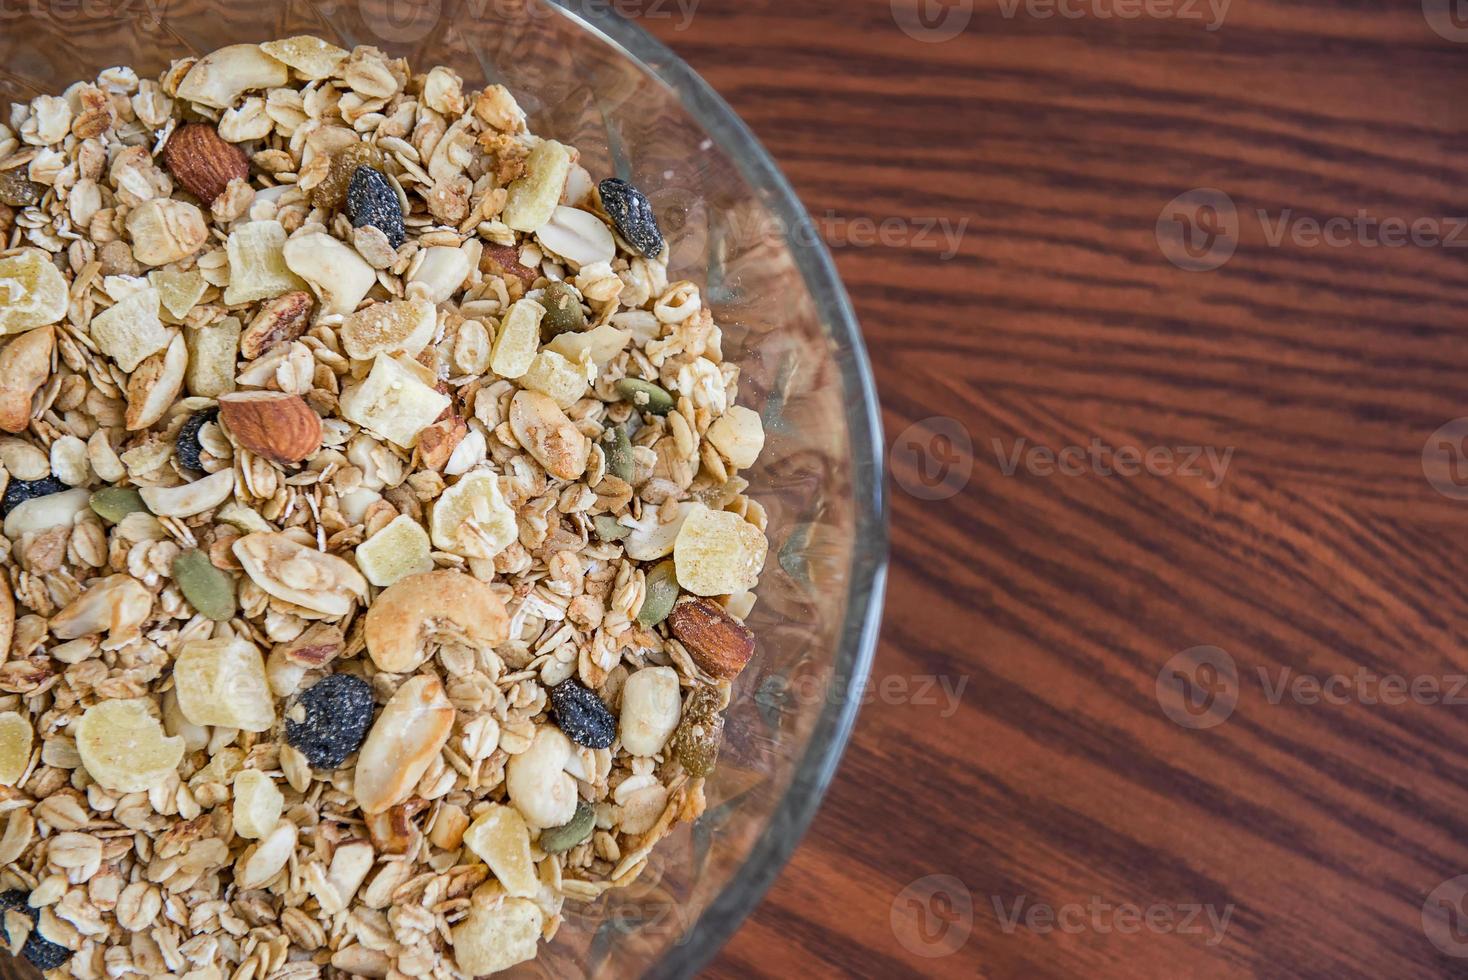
[172,548,238,622]
[540,281,586,339]
[600,425,634,483]
[593,515,631,542]
[539,801,595,854]
[637,560,680,627]
[615,378,675,416]
[89,487,149,524]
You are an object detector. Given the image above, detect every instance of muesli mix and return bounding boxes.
[0,35,769,977]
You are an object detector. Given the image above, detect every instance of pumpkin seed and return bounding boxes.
[171,548,238,622]
[88,487,149,524]
[540,281,586,339]
[593,515,630,542]
[600,425,634,483]
[538,801,594,854]
[615,378,674,416]
[636,560,679,627]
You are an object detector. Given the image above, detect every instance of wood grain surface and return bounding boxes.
[645,1,1468,978]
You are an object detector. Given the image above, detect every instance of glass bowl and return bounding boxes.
[0,1,887,975]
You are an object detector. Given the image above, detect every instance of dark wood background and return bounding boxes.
[647,1,1468,978]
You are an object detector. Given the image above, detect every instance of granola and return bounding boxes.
[0,36,768,978]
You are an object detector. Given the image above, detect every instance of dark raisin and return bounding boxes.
[285,673,375,769]
[347,167,406,248]
[175,408,219,472]
[599,178,664,259]
[0,889,70,970]
[549,678,616,749]
[0,172,41,208]
[0,475,67,518]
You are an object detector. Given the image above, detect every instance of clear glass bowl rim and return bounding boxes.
[543,2,889,974]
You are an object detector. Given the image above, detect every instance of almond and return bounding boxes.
[481,242,537,286]
[219,391,323,464]
[667,596,756,679]
[163,123,250,205]
[240,290,313,360]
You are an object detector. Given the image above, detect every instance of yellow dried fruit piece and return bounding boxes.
[0,712,32,786]
[673,504,768,597]
[462,804,539,898]
[150,268,208,322]
[503,140,571,233]
[430,469,517,561]
[520,349,591,410]
[232,769,284,840]
[355,513,434,587]
[0,249,69,335]
[75,698,185,794]
[340,298,437,361]
[452,892,544,977]
[90,287,171,373]
[224,220,306,306]
[173,636,276,732]
[490,299,543,380]
[339,354,449,448]
[184,315,241,397]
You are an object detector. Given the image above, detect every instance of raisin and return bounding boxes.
[673,685,725,777]
[0,172,41,208]
[285,673,375,769]
[0,475,67,518]
[548,678,616,749]
[599,178,664,259]
[311,143,385,212]
[347,167,406,249]
[175,407,218,472]
[0,889,70,970]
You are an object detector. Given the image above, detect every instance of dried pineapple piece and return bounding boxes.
[151,268,208,322]
[184,315,240,397]
[0,712,32,786]
[503,140,571,233]
[340,298,437,361]
[75,699,185,794]
[429,469,517,560]
[0,249,68,335]
[519,349,591,409]
[452,892,544,976]
[706,405,765,470]
[232,769,284,840]
[174,636,276,732]
[224,220,305,306]
[339,354,449,448]
[90,287,171,373]
[673,504,768,596]
[462,804,538,898]
[355,513,434,587]
[490,299,543,380]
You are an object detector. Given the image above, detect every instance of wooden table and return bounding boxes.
[647,1,1468,977]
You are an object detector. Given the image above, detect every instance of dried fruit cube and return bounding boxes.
[462,804,539,898]
[0,712,32,786]
[673,504,768,596]
[452,894,544,976]
[490,299,543,380]
[339,353,449,448]
[340,298,436,361]
[520,349,590,409]
[150,268,207,321]
[503,140,571,233]
[91,287,170,373]
[355,513,434,587]
[173,636,275,732]
[75,698,185,794]
[232,769,284,840]
[428,469,516,561]
[0,250,68,336]
[223,220,305,306]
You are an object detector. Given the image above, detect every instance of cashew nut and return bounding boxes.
[364,570,509,673]
[139,468,235,518]
[176,44,289,110]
